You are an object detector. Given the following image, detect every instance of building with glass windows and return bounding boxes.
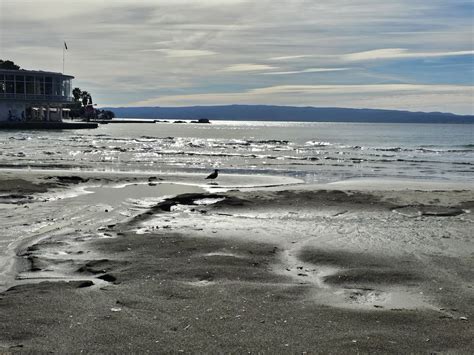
[0,68,74,122]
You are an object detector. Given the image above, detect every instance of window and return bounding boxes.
[15,75,25,94]
[26,76,35,95]
[35,76,44,95]
[6,80,14,93]
[45,76,52,95]
[0,75,4,93]
[54,77,61,96]
[62,78,71,97]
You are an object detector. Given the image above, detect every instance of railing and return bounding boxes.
[0,92,73,102]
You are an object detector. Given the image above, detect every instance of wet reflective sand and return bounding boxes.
[0,168,472,353]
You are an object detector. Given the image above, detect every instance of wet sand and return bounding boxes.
[0,170,473,353]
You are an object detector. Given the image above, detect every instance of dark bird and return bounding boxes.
[206,169,219,180]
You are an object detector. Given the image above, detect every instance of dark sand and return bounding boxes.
[0,173,473,353]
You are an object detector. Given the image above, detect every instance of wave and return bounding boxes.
[416,148,474,154]
[372,146,474,154]
[305,141,332,147]
[375,147,404,152]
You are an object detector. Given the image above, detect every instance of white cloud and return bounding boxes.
[262,68,351,75]
[269,48,474,64]
[269,55,314,61]
[143,0,249,4]
[248,84,469,95]
[141,49,217,57]
[222,64,278,72]
[343,48,474,61]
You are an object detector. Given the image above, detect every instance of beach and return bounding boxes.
[3,0,474,350]
[0,168,472,353]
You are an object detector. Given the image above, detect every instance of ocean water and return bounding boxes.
[0,120,473,183]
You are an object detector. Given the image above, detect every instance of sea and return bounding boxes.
[1,120,473,183]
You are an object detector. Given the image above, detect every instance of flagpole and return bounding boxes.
[63,46,65,73]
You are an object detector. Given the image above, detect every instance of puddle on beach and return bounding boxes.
[78,183,205,207]
[0,182,205,291]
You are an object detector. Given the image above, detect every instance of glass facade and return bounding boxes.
[0,71,73,102]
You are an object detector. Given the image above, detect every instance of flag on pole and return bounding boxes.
[64,41,68,50]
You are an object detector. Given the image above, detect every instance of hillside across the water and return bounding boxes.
[103,105,473,124]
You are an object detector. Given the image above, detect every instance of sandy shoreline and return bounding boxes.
[0,170,472,353]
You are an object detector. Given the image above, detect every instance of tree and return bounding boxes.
[71,88,93,106]
[0,60,20,70]
[67,87,111,121]
[81,91,90,107]
[67,87,97,119]
[72,87,82,102]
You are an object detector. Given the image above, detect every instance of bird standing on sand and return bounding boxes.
[206,169,219,180]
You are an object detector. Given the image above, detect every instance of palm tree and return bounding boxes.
[81,91,90,107]
[72,87,82,102]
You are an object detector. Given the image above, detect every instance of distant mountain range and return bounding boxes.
[103,105,474,124]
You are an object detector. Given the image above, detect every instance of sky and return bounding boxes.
[1,0,473,114]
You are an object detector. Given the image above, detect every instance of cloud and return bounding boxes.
[269,48,474,64]
[269,55,314,61]
[222,64,278,72]
[247,84,469,95]
[141,49,217,57]
[343,48,474,61]
[144,0,249,5]
[2,0,473,114]
[262,68,351,75]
